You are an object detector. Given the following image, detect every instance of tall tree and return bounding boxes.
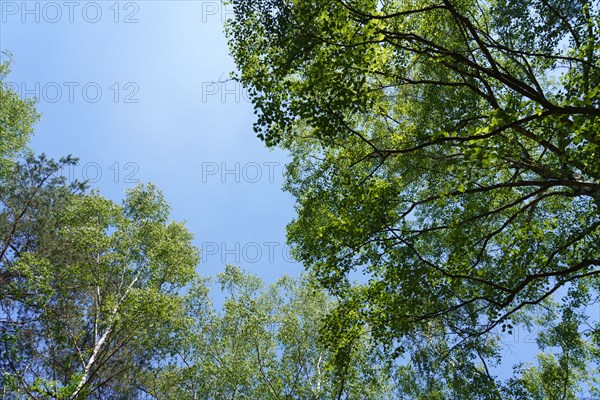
[226,0,600,396]
[0,155,199,399]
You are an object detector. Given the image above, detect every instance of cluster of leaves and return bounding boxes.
[226,0,600,397]
[0,54,39,177]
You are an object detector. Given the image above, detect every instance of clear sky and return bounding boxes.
[1,0,544,377]
[0,0,303,284]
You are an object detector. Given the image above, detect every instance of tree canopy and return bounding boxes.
[2,0,600,395]
[226,0,600,396]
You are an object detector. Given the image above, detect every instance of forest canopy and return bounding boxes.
[2,0,600,396]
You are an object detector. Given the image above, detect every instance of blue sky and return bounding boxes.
[0,0,302,282]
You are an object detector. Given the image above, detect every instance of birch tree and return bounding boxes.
[0,155,199,398]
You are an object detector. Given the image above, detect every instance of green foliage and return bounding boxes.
[0,54,39,176]
[0,155,199,398]
[227,0,600,397]
[143,265,396,399]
